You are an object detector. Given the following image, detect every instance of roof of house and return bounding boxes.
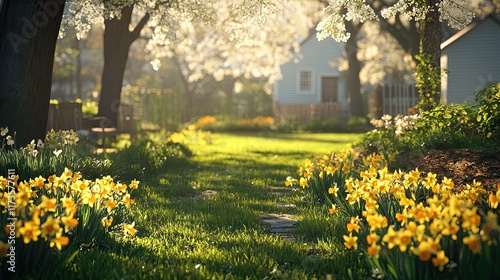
[441,13,500,49]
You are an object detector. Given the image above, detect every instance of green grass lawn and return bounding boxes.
[71,132,367,279]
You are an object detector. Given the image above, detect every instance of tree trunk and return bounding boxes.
[97,5,149,127]
[416,0,441,111]
[0,0,66,147]
[345,21,364,118]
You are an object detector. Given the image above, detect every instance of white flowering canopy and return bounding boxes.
[60,0,321,85]
[316,0,477,42]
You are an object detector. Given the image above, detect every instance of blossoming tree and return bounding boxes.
[146,0,321,120]
[316,0,476,111]
[0,0,292,146]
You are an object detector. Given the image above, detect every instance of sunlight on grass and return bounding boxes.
[80,132,364,279]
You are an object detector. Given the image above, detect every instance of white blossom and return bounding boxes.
[318,0,478,42]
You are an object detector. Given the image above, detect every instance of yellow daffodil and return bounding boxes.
[463,234,481,254]
[404,169,420,186]
[413,240,434,261]
[102,216,113,228]
[0,240,10,257]
[41,215,61,239]
[366,214,388,232]
[406,222,426,242]
[61,214,79,231]
[328,184,339,196]
[343,233,358,250]
[60,197,77,215]
[489,192,499,209]
[299,177,308,188]
[424,172,438,188]
[461,207,481,231]
[104,198,117,212]
[366,233,380,245]
[129,180,140,190]
[49,228,69,251]
[347,216,360,233]
[123,222,137,236]
[397,229,413,252]
[431,250,449,271]
[441,217,460,240]
[441,177,455,192]
[81,191,98,207]
[367,243,381,258]
[38,195,58,213]
[122,194,135,207]
[427,235,442,252]
[382,226,398,249]
[18,221,42,244]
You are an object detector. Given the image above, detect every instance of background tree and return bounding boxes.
[0,0,66,147]
[316,0,475,111]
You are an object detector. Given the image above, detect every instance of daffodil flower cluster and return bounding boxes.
[288,148,500,276]
[0,168,139,257]
[341,167,499,271]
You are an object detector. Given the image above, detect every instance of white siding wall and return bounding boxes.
[441,18,500,104]
[274,33,346,109]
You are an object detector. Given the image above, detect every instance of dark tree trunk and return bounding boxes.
[97,5,149,126]
[0,0,66,147]
[417,0,441,110]
[345,21,364,118]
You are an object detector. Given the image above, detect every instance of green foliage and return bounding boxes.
[302,117,348,132]
[415,53,442,111]
[414,104,478,149]
[356,98,499,169]
[475,84,500,142]
[106,137,193,181]
[81,99,98,116]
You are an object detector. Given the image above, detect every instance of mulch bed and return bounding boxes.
[404,149,500,191]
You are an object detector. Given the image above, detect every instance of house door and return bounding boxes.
[321,77,338,103]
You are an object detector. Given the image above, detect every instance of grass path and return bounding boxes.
[72,132,366,279]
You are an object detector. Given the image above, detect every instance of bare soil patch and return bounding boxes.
[403,149,500,191]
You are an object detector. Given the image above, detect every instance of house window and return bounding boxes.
[299,71,312,92]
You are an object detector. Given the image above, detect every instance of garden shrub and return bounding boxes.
[475,84,500,143]
[302,117,347,132]
[105,134,193,181]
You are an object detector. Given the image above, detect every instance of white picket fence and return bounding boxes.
[372,83,418,118]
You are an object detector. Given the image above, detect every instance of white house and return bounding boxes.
[441,14,500,104]
[273,31,347,123]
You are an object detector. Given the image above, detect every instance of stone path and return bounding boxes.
[260,186,299,242]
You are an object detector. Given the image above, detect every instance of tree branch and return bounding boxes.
[129,12,150,43]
